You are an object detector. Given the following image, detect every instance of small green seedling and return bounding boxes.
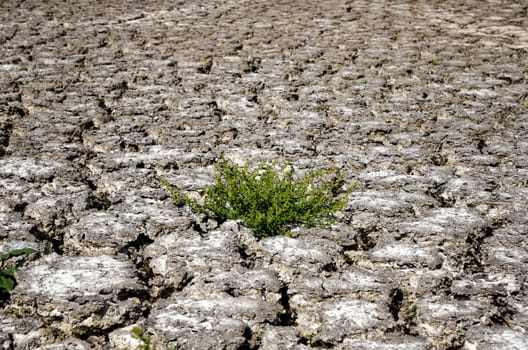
[0,247,36,293]
[131,327,176,350]
[162,158,356,237]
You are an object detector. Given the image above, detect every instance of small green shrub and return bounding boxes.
[131,327,176,350]
[162,159,355,237]
[0,247,36,294]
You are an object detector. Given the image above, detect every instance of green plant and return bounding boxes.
[0,248,36,293]
[403,303,418,327]
[131,327,176,350]
[162,158,356,237]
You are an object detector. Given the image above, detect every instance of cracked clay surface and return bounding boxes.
[1,0,527,349]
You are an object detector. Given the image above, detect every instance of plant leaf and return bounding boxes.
[0,247,36,261]
[0,275,15,293]
[0,268,18,277]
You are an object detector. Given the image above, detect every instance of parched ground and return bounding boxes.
[1,0,527,349]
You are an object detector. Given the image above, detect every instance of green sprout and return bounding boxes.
[131,327,176,350]
[0,247,36,294]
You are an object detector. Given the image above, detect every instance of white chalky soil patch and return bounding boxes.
[295,298,394,341]
[399,207,487,236]
[464,327,528,350]
[0,157,70,181]
[66,212,139,252]
[343,336,433,350]
[20,255,142,300]
[259,236,339,266]
[321,300,382,328]
[417,296,485,321]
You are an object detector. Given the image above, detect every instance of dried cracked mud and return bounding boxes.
[1,0,527,349]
